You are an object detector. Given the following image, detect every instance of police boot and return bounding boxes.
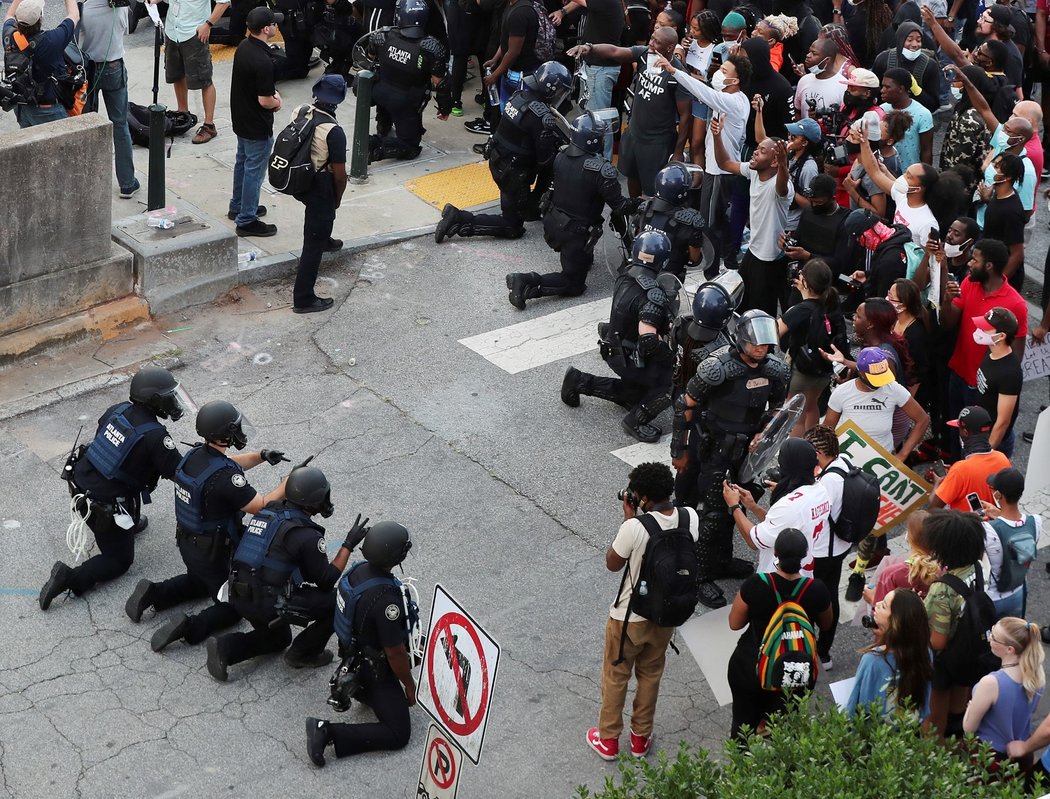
[561,366,586,407]
[151,612,190,652]
[206,636,229,682]
[125,578,156,623]
[368,136,385,163]
[434,203,465,243]
[634,396,671,427]
[305,718,332,767]
[505,272,542,310]
[39,561,73,611]
[621,407,662,443]
[285,648,335,669]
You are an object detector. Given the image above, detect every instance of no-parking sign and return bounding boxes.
[416,723,463,799]
[417,584,501,764]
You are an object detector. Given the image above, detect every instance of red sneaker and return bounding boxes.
[630,730,653,758]
[586,727,619,760]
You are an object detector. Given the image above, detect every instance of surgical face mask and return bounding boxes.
[901,46,921,61]
[942,240,968,258]
[712,70,734,91]
[893,175,918,195]
[950,86,963,100]
[996,129,1022,149]
[808,57,829,75]
[972,328,999,346]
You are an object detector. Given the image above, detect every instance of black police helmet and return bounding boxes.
[286,466,335,518]
[653,163,691,205]
[689,283,736,342]
[195,400,248,450]
[523,61,572,103]
[568,111,609,155]
[361,521,412,570]
[631,230,672,272]
[395,0,429,38]
[129,366,184,421]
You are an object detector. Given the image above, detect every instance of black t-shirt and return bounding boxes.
[581,0,624,63]
[735,573,832,655]
[627,45,690,143]
[178,445,257,527]
[231,36,278,140]
[501,1,540,72]
[983,192,1025,247]
[780,298,847,374]
[976,350,1023,434]
[325,125,348,165]
[73,402,181,499]
[261,503,340,589]
[902,317,933,396]
[350,561,408,653]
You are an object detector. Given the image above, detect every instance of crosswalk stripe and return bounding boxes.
[458,298,609,374]
[678,607,735,706]
[610,436,672,468]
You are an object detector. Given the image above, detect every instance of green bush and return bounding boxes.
[577,697,1034,799]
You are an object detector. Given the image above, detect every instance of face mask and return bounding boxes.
[847,0,864,5]
[893,175,918,195]
[972,328,998,346]
[858,229,881,250]
[843,92,870,109]
[808,57,829,75]
[901,47,921,61]
[996,130,1022,149]
[950,86,963,100]
[942,241,967,258]
[712,71,733,91]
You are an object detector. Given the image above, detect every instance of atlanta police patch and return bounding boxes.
[231,474,247,488]
[317,537,327,553]
[385,604,401,621]
[163,436,176,450]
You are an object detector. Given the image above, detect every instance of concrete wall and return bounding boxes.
[0,114,134,337]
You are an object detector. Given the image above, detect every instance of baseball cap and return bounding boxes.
[987,467,1025,501]
[987,5,1013,25]
[843,208,879,237]
[971,307,1019,337]
[785,117,822,144]
[856,347,896,387]
[312,74,347,106]
[844,68,880,89]
[246,6,284,31]
[14,0,44,25]
[947,405,992,432]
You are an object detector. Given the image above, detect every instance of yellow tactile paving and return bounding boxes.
[404,161,501,210]
[209,29,283,62]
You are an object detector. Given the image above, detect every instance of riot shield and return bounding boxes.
[735,392,806,484]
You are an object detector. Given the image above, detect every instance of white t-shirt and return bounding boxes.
[816,455,853,557]
[671,68,750,176]
[891,183,938,249]
[610,507,700,621]
[794,72,846,119]
[749,482,832,574]
[686,41,714,74]
[739,162,793,262]
[827,379,913,453]
[982,515,1043,601]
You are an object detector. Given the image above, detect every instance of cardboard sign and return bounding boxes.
[835,420,932,537]
[1021,336,1050,382]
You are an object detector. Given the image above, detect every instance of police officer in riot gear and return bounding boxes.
[433,60,570,242]
[275,0,317,80]
[504,111,639,310]
[126,401,290,652]
[305,521,417,766]
[205,466,369,681]
[313,0,361,77]
[561,231,680,443]
[673,310,790,608]
[669,271,744,507]
[631,163,709,282]
[366,0,452,162]
[39,367,186,611]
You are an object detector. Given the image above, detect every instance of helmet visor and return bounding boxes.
[158,383,197,422]
[739,315,779,348]
[230,412,256,449]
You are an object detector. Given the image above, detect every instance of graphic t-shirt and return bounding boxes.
[890,182,938,249]
[827,379,913,452]
[626,46,691,143]
[976,351,1023,436]
[748,482,832,574]
[794,71,846,119]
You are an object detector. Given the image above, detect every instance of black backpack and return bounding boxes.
[2,26,43,105]
[790,301,834,377]
[613,507,698,664]
[127,103,198,147]
[822,459,882,547]
[269,105,332,195]
[935,569,999,688]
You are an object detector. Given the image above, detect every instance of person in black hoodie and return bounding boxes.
[872,20,942,112]
[741,36,795,141]
[841,209,912,306]
[772,0,821,82]
[842,0,894,68]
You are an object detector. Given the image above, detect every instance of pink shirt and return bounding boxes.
[1025,137,1044,204]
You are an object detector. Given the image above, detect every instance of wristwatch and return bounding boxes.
[205,20,213,26]
[832,7,842,14]
[947,15,955,22]
[729,503,745,516]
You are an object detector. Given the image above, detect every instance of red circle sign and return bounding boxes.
[427,736,456,789]
[425,611,490,737]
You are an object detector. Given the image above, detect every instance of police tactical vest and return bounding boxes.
[233,506,317,580]
[84,402,163,486]
[552,151,608,223]
[173,445,245,540]
[333,561,417,655]
[378,30,426,89]
[494,92,543,157]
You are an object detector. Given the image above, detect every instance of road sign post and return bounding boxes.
[416,723,464,799]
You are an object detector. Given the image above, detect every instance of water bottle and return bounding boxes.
[639,580,649,597]
[147,216,175,230]
[237,250,258,265]
[484,67,501,107]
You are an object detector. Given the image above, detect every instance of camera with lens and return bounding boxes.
[861,614,878,629]
[762,467,782,485]
[617,487,639,505]
[328,653,364,712]
[821,135,849,167]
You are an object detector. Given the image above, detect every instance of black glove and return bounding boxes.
[260,449,289,466]
[342,514,371,551]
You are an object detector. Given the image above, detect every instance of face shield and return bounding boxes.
[656,272,683,318]
[229,412,256,450]
[159,383,198,422]
[737,314,779,349]
[710,268,744,309]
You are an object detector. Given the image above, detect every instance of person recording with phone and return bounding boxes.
[928,406,1011,512]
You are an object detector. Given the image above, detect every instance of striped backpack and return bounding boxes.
[756,574,819,692]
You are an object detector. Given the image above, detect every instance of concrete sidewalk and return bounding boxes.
[0,30,498,262]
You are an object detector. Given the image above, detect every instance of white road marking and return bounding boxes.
[678,607,735,707]
[610,436,672,468]
[458,298,609,374]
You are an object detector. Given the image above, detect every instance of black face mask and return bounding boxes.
[842,92,871,109]
[844,141,861,155]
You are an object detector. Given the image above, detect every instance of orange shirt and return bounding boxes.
[935,450,1012,511]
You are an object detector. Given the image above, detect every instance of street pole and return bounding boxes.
[349,70,374,184]
[147,18,166,211]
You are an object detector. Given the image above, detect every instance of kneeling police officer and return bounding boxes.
[433,61,570,242]
[40,367,186,611]
[561,231,679,443]
[504,111,639,310]
[306,521,416,766]
[126,400,289,652]
[205,465,368,681]
[631,162,709,282]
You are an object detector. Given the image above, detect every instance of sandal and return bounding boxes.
[192,122,217,144]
